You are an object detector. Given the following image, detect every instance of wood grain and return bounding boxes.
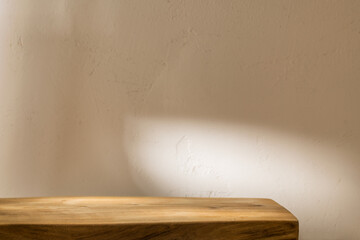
[0,197,298,239]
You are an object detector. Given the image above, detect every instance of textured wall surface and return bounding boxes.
[0,1,359,239]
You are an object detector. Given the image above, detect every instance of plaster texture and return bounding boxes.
[0,1,359,239]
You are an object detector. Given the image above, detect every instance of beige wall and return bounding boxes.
[0,0,359,239]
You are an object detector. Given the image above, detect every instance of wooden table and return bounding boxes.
[0,197,298,239]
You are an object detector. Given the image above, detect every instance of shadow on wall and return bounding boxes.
[3,0,141,196]
[1,0,360,239]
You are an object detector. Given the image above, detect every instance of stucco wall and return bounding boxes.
[0,1,359,239]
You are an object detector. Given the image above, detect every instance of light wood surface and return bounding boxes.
[0,197,298,239]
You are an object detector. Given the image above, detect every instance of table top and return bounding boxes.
[0,196,297,225]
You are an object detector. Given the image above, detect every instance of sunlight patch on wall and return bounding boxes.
[123,116,359,238]
[123,116,354,196]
